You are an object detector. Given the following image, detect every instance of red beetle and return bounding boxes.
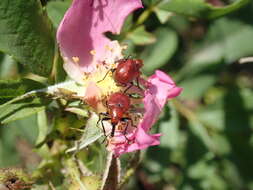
[98,58,143,91]
[114,59,143,85]
[107,92,130,124]
[98,92,132,137]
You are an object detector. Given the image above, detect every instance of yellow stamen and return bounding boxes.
[90,50,96,55]
[105,45,113,51]
[82,66,122,98]
[72,56,79,63]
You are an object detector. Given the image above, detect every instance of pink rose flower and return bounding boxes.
[57,0,182,156]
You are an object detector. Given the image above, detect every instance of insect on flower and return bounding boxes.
[98,58,144,92]
[97,92,133,138]
[57,0,182,156]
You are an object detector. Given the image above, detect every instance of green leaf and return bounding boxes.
[176,18,253,93]
[0,80,85,124]
[159,0,250,19]
[0,84,51,124]
[189,18,253,65]
[46,0,71,27]
[217,19,253,63]
[197,106,225,131]
[141,27,178,74]
[0,114,38,167]
[176,17,253,86]
[0,97,47,124]
[121,15,134,34]
[179,75,217,100]
[36,109,48,146]
[65,107,89,117]
[160,103,180,149]
[154,7,173,24]
[0,0,55,76]
[0,79,45,104]
[188,119,216,153]
[50,48,66,83]
[66,113,103,153]
[127,25,156,45]
[9,114,38,143]
[173,100,216,152]
[211,134,231,155]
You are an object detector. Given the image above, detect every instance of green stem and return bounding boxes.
[135,0,163,26]
[119,151,141,190]
[136,8,153,26]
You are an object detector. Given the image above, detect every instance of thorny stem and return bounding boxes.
[100,152,120,190]
[118,151,141,190]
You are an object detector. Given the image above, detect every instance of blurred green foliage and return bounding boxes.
[0,0,253,189]
[0,0,55,76]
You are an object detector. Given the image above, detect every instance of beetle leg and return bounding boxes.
[97,112,111,137]
[136,77,144,91]
[100,117,111,136]
[121,117,134,127]
[97,112,109,126]
[121,117,134,143]
[123,122,130,143]
[97,69,116,83]
[123,82,134,93]
[110,124,114,137]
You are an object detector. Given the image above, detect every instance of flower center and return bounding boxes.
[83,65,122,98]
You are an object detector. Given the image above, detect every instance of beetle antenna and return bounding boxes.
[97,69,115,83]
[111,123,116,137]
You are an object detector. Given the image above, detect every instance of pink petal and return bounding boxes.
[148,70,176,84]
[57,0,143,74]
[147,70,183,108]
[108,128,161,157]
[139,93,161,131]
[138,71,182,131]
[126,127,161,152]
[167,87,183,99]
